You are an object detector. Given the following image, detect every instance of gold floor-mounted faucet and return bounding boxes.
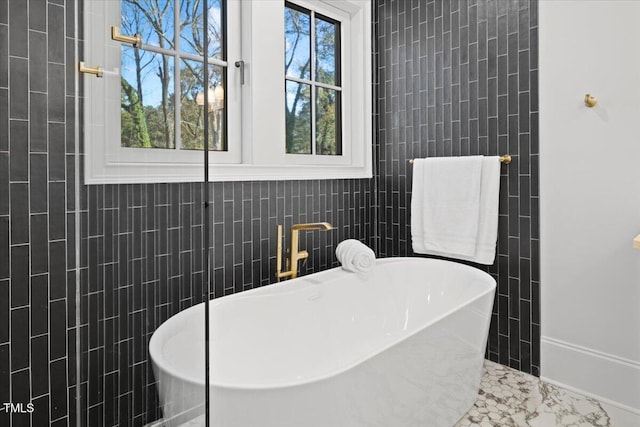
[276,222,334,280]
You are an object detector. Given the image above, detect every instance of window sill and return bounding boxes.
[84,162,373,184]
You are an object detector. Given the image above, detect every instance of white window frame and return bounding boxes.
[83,0,371,184]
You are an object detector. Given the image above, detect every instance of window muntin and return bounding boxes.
[284,2,342,156]
[119,0,227,151]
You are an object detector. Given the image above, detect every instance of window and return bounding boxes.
[84,0,371,183]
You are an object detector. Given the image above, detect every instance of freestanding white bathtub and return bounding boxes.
[149,257,496,427]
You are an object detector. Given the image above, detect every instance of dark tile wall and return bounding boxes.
[375,0,540,375]
[78,180,375,426]
[1,0,540,426]
[0,0,79,426]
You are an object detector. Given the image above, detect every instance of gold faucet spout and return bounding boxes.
[291,222,334,231]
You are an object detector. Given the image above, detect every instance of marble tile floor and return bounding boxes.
[455,360,611,427]
[157,360,611,427]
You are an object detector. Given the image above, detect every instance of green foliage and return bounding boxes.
[121,77,152,148]
[316,88,339,155]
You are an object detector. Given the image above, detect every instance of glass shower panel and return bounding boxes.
[79,0,216,425]
[79,180,209,426]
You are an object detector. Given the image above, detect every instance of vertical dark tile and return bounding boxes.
[0,89,7,151]
[0,345,8,426]
[50,358,68,420]
[9,58,28,119]
[50,240,66,300]
[66,156,75,211]
[29,30,48,93]
[532,281,540,325]
[518,7,529,50]
[88,348,104,406]
[530,27,538,70]
[509,318,520,360]
[498,334,509,365]
[30,214,49,274]
[47,4,65,64]
[65,0,76,38]
[31,395,50,427]
[50,300,66,360]
[10,183,29,244]
[48,64,65,123]
[8,0,27,57]
[531,323,540,369]
[30,92,48,153]
[0,280,7,343]
[0,154,7,215]
[0,25,7,88]
[9,120,28,181]
[10,245,29,308]
[30,274,48,336]
[520,300,531,342]
[30,154,48,213]
[31,335,49,397]
[49,122,66,181]
[531,239,539,282]
[11,369,31,426]
[0,217,7,281]
[65,97,76,153]
[0,0,6,24]
[49,182,66,240]
[29,0,47,31]
[10,307,29,370]
[531,197,539,240]
[509,277,520,317]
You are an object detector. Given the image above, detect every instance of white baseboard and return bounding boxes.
[541,336,640,415]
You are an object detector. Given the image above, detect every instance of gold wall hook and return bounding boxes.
[584,93,598,107]
[111,26,142,47]
[78,61,103,78]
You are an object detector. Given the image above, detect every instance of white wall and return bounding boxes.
[539,0,640,420]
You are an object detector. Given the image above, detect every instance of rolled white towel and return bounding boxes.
[335,239,376,273]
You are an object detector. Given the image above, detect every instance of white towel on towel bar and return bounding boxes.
[411,156,501,265]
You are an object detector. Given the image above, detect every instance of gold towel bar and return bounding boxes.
[409,155,511,165]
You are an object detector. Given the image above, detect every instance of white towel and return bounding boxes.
[411,156,501,265]
[412,156,483,257]
[335,239,375,273]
